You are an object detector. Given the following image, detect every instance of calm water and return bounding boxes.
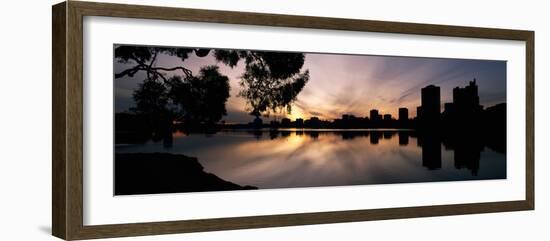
[116,129,506,190]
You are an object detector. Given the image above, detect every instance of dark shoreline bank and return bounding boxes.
[115,153,257,195]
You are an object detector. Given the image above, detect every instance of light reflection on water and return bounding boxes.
[116,130,506,189]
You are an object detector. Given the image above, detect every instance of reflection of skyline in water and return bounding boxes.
[116,130,505,190]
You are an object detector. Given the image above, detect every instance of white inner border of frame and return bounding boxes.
[83,16,526,225]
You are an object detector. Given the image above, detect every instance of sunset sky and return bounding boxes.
[114,47,506,123]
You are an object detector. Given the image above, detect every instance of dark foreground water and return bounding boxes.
[115,129,506,191]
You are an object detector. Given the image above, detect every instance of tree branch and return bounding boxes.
[115,65,192,80]
[151,66,192,77]
[114,65,141,79]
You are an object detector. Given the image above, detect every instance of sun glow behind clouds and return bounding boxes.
[286,107,306,121]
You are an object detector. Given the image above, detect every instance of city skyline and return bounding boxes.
[115,48,506,123]
[227,79,503,131]
[113,45,507,195]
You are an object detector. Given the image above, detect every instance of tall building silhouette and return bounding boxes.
[452,78,482,113]
[442,79,483,129]
[308,117,321,128]
[370,109,381,122]
[295,118,304,127]
[281,118,291,127]
[453,79,479,109]
[418,85,440,124]
[398,108,408,122]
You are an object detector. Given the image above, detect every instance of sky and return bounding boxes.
[114,47,506,123]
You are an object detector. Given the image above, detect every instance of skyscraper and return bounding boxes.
[370,109,380,122]
[442,79,484,129]
[398,108,408,122]
[295,118,304,127]
[453,78,482,112]
[419,85,441,123]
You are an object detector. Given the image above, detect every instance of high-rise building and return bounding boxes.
[308,117,320,128]
[295,118,304,127]
[281,118,291,127]
[419,85,441,123]
[383,114,392,121]
[453,78,482,112]
[370,109,380,122]
[441,79,484,129]
[398,108,408,122]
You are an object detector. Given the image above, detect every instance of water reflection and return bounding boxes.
[418,134,442,170]
[116,129,506,191]
[399,132,409,146]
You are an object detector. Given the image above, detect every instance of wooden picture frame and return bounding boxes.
[52,1,534,240]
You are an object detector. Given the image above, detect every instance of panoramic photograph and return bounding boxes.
[113,44,507,195]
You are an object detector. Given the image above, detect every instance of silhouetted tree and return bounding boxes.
[214,50,309,117]
[131,80,169,116]
[115,46,230,129]
[115,45,309,129]
[167,66,230,126]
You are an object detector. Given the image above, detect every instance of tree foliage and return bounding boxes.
[167,66,230,126]
[115,45,309,126]
[116,45,230,127]
[131,80,169,116]
[214,50,309,117]
[115,46,200,80]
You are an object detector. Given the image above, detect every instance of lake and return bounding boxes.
[115,129,506,191]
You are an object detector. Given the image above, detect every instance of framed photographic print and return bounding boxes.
[52,1,534,240]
